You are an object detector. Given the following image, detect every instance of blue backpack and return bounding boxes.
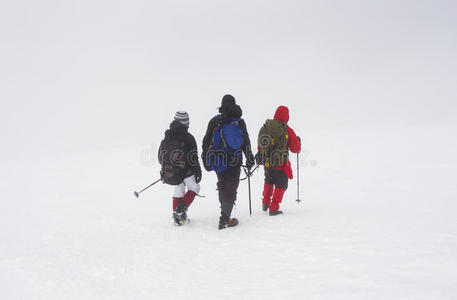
[206,117,244,173]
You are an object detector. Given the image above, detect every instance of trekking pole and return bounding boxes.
[239,164,260,181]
[134,178,162,198]
[296,153,301,203]
[250,164,260,175]
[247,169,252,216]
[242,166,253,216]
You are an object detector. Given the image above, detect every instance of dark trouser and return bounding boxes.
[264,168,288,190]
[217,167,241,218]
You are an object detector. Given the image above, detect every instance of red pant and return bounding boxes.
[262,183,286,211]
[262,167,288,211]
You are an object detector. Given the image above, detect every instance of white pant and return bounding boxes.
[174,175,200,198]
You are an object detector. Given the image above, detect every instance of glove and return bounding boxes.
[255,153,264,165]
[297,136,301,142]
[195,169,202,183]
[245,154,255,172]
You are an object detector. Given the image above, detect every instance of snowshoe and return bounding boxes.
[269,210,283,216]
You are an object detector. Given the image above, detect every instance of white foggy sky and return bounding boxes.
[0,0,456,158]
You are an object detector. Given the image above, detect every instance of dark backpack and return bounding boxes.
[158,138,187,185]
[205,117,244,173]
[257,119,288,168]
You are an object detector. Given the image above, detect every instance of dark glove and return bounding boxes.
[245,154,254,172]
[195,169,202,183]
[297,136,301,142]
[255,153,263,165]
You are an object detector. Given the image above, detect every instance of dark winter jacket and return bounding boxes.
[202,104,254,170]
[162,120,202,178]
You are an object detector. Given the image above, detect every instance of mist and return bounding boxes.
[1,0,456,158]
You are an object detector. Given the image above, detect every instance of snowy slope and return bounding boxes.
[1,121,456,299]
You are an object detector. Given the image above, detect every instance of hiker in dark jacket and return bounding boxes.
[160,111,202,226]
[257,106,301,215]
[202,94,254,229]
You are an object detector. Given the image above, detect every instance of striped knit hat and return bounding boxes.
[174,111,190,126]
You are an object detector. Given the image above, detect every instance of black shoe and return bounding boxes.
[218,214,229,229]
[178,211,190,224]
[177,202,190,224]
[262,204,270,211]
[173,211,183,226]
[218,218,239,230]
[269,210,283,216]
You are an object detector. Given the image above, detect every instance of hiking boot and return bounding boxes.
[269,210,283,216]
[177,202,190,224]
[218,214,239,230]
[178,211,190,224]
[218,214,228,229]
[228,218,238,227]
[173,211,183,226]
[262,203,270,211]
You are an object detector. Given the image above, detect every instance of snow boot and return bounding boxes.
[269,210,283,216]
[173,211,183,226]
[218,213,238,230]
[177,201,190,224]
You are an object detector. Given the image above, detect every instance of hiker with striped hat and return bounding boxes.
[158,111,202,226]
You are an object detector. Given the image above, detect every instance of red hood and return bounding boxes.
[274,106,289,124]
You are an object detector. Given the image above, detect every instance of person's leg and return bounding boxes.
[262,168,274,210]
[174,175,200,223]
[217,167,240,228]
[173,183,186,225]
[269,170,288,215]
[173,183,186,211]
[182,175,200,207]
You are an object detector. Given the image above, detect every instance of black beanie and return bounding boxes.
[221,94,236,107]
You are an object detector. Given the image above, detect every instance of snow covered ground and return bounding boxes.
[1,121,456,299]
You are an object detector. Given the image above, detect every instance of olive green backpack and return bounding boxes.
[257,119,289,168]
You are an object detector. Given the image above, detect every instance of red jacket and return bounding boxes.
[271,106,301,179]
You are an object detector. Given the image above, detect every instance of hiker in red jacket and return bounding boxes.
[257,106,301,215]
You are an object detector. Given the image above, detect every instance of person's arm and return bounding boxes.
[202,117,217,153]
[158,143,163,165]
[287,126,301,154]
[239,119,255,169]
[188,134,202,182]
[158,136,165,165]
[201,116,218,171]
